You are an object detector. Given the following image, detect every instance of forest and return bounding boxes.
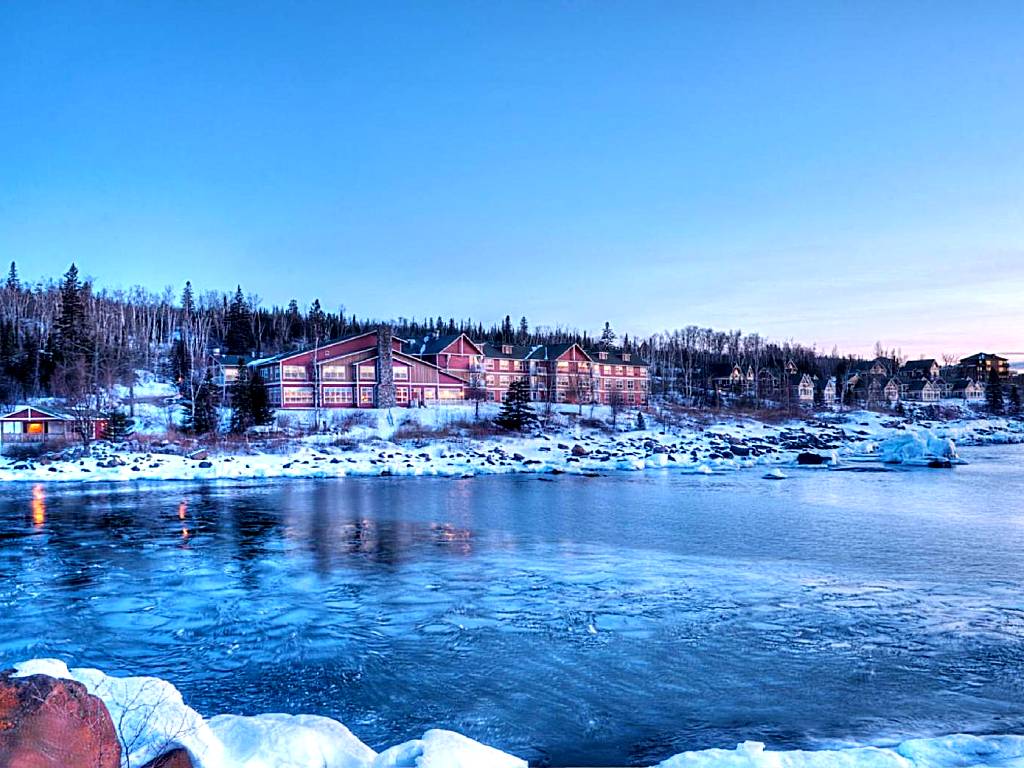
[0,262,899,408]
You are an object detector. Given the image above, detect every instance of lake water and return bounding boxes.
[2,445,1024,766]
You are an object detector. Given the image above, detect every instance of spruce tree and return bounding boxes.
[247,367,274,426]
[187,370,219,435]
[1009,385,1021,416]
[496,379,535,431]
[56,263,90,361]
[986,368,1004,414]
[5,262,19,291]
[224,286,253,354]
[104,410,135,441]
[229,366,253,433]
[600,321,616,349]
[636,411,646,430]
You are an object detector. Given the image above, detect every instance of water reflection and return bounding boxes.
[31,484,45,528]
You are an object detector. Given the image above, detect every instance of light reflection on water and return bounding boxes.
[1,445,1024,767]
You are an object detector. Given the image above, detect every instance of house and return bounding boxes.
[479,342,532,403]
[883,378,901,404]
[959,353,1010,381]
[784,373,814,406]
[210,353,247,387]
[0,405,106,450]
[847,375,887,407]
[821,376,837,406]
[404,333,485,381]
[900,359,941,381]
[587,348,649,407]
[850,358,891,378]
[950,378,984,401]
[250,327,467,409]
[707,363,744,392]
[903,379,939,402]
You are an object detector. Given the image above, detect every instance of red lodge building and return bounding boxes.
[249,327,650,411]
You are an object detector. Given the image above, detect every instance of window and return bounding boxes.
[396,387,409,404]
[359,387,373,405]
[486,375,495,385]
[499,360,509,371]
[323,387,353,405]
[439,388,461,400]
[283,387,314,405]
[359,365,376,380]
[321,365,348,381]
[423,389,436,400]
[268,388,281,405]
[557,361,569,370]
[627,379,635,390]
[283,365,306,380]
[500,375,509,385]
[394,366,409,381]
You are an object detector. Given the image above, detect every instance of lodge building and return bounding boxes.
[250,327,650,410]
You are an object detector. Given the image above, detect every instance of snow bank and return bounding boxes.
[10,659,527,768]
[373,729,528,768]
[655,735,1024,767]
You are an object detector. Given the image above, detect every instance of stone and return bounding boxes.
[571,444,589,457]
[0,671,121,768]
[796,452,828,465]
[197,461,213,469]
[141,748,195,768]
[188,450,208,461]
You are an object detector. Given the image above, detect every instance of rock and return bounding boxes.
[141,748,195,768]
[571,444,589,457]
[197,461,214,469]
[0,670,121,768]
[188,450,208,461]
[512,453,525,461]
[557,443,569,450]
[927,459,953,469]
[796,452,828,465]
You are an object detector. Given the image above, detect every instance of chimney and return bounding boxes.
[376,326,397,408]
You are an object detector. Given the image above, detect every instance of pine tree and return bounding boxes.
[181,281,195,319]
[186,369,219,435]
[518,316,529,344]
[229,366,253,433]
[986,368,1004,414]
[56,264,89,360]
[600,321,616,349]
[5,262,19,291]
[104,410,135,441]
[1009,385,1021,416]
[636,411,646,431]
[247,367,274,426]
[309,299,326,343]
[224,286,253,354]
[495,379,535,431]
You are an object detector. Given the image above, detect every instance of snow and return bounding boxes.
[655,735,1024,767]
[10,658,528,768]
[0,405,1021,485]
[373,729,528,768]
[11,658,1024,768]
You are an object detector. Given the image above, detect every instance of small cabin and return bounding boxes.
[0,406,105,450]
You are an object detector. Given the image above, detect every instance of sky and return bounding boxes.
[1,1,1022,359]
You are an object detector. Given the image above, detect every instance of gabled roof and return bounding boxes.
[481,342,533,360]
[525,343,588,362]
[587,349,649,367]
[404,333,483,357]
[961,352,1008,364]
[902,358,938,371]
[248,330,407,367]
[905,380,934,392]
[1,405,75,421]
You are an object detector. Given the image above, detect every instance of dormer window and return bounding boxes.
[598,351,608,360]
[502,345,512,355]
[622,353,631,362]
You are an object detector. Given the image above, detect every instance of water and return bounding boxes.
[2,445,1024,766]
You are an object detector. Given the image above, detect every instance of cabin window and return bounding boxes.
[359,366,375,380]
[423,389,436,400]
[439,388,460,400]
[283,388,314,405]
[396,387,409,404]
[394,366,409,381]
[499,360,509,370]
[283,365,306,380]
[359,387,373,404]
[502,345,512,355]
[557,361,569,370]
[321,365,348,380]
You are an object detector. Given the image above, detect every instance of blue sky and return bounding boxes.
[2,1,1022,358]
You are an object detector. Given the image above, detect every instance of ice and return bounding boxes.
[373,729,528,768]
[209,713,376,767]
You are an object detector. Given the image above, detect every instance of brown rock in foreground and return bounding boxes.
[0,670,120,768]
[141,747,195,768]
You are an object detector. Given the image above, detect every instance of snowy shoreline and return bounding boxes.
[1,408,1022,485]
[9,658,1024,768]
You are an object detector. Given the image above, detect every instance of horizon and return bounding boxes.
[3,2,1023,360]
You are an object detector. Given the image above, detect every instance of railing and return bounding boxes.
[1,433,62,443]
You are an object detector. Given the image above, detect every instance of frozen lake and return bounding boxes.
[2,444,1024,766]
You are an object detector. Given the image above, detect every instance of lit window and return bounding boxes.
[394,366,409,381]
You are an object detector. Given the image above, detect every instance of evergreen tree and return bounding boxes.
[56,263,90,360]
[1009,385,1021,416]
[229,364,274,433]
[186,369,219,435]
[986,368,1004,414]
[104,410,135,441]
[600,321,616,349]
[309,299,326,343]
[517,316,529,344]
[5,262,19,291]
[181,281,195,319]
[636,411,646,431]
[247,367,274,427]
[224,286,253,354]
[495,379,535,431]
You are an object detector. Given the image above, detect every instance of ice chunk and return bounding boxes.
[209,713,376,767]
[373,729,528,768]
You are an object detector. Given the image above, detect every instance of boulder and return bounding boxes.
[0,670,120,768]
[796,452,828,465]
[141,748,195,768]
[571,444,589,457]
[188,450,208,461]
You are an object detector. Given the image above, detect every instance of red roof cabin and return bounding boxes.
[0,405,106,450]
